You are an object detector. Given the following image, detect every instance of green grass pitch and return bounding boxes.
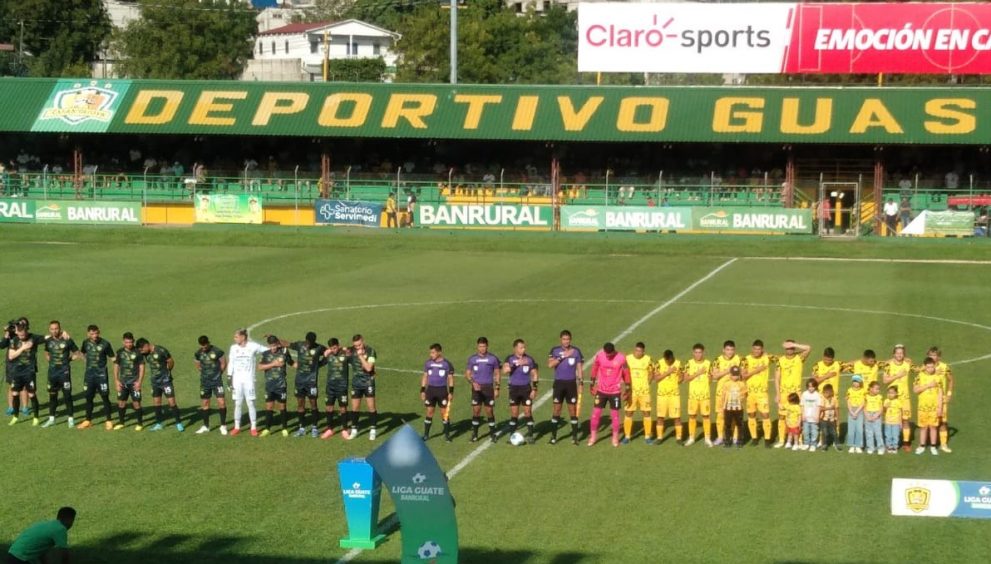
[1,225,989,563]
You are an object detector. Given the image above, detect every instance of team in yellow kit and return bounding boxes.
[561,338,959,453]
[622,342,654,444]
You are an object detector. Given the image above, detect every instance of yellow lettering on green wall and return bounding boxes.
[616,97,669,132]
[849,99,903,134]
[252,92,309,126]
[924,98,976,134]
[511,96,539,131]
[318,93,372,127]
[780,98,832,134]
[381,94,437,129]
[188,91,248,126]
[124,90,183,125]
[713,97,764,133]
[453,94,502,130]
[557,96,603,131]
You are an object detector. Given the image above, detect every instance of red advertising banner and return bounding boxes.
[785,2,991,74]
[579,3,991,74]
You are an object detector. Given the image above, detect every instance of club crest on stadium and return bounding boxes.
[40,82,119,125]
[905,487,931,513]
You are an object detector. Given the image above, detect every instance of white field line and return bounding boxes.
[745,256,991,265]
[332,258,738,564]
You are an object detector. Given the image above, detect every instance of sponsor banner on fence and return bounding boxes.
[925,210,974,236]
[34,200,141,225]
[416,204,552,230]
[0,198,35,223]
[561,206,691,231]
[693,207,812,234]
[892,478,991,519]
[315,199,382,228]
[194,194,263,224]
[579,3,991,75]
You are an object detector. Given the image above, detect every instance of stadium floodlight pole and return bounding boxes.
[450,0,458,84]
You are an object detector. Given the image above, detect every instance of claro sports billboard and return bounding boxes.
[579,2,991,74]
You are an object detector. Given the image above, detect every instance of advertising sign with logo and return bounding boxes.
[194,194,263,224]
[315,199,383,227]
[561,206,691,231]
[416,204,551,230]
[31,80,130,132]
[579,3,991,74]
[0,198,35,223]
[34,200,141,225]
[924,210,974,236]
[892,478,991,519]
[693,207,812,234]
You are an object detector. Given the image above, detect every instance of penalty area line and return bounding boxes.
[334,257,737,563]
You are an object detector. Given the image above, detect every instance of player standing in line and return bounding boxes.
[113,332,145,431]
[227,329,266,437]
[421,343,455,442]
[76,325,115,430]
[259,335,291,437]
[42,321,78,428]
[622,342,654,444]
[741,339,772,446]
[346,334,379,441]
[466,337,501,443]
[882,344,913,452]
[194,335,228,434]
[709,340,741,446]
[136,338,183,432]
[6,319,45,426]
[653,349,683,444]
[320,338,350,439]
[927,346,953,453]
[774,340,811,448]
[684,343,712,447]
[502,339,539,444]
[547,330,583,445]
[913,357,943,456]
[811,347,841,444]
[284,332,326,438]
[588,342,628,447]
[843,349,879,390]
[2,322,13,416]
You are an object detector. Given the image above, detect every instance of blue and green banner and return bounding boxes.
[366,425,458,563]
[315,199,382,227]
[31,79,131,133]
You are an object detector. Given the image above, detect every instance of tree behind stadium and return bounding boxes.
[0,0,111,77]
[113,0,256,80]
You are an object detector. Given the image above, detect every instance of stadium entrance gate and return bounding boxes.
[818,181,862,238]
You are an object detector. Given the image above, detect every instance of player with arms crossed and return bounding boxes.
[76,325,115,430]
[502,339,539,444]
[774,340,811,448]
[421,343,455,442]
[320,338,350,439]
[113,332,145,431]
[622,342,654,444]
[194,335,228,434]
[741,339,772,446]
[465,337,500,442]
[346,334,379,441]
[927,346,954,453]
[588,342,629,447]
[136,337,183,432]
[709,340,742,446]
[654,349,683,444]
[683,343,712,447]
[42,321,78,428]
[547,330,583,445]
[882,344,913,452]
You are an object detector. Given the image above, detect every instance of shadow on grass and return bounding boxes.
[2,534,598,564]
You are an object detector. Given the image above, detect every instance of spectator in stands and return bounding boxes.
[944,170,959,190]
[883,198,899,236]
[899,196,912,230]
[898,176,912,191]
[646,197,655,207]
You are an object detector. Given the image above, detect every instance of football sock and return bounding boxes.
[487,417,496,435]
[675,421,684,441]
[325,410,334,429]
[135,407,143,426]
[201,408,210,426]
[643,417,653,438]
[117,406,126,425]
[266,409,273,429]
[297,410,307,429]
[525,416,534,436]
[902,428,910,444]
[310,408,320,428]
[30,396,39,417]
[623,416,633,438]
[11,395,19,413]
[702,417,712,440]
[570,418,579,439]
[508,417,518,433]
[218,407,227,426]
[748,419,757,439]
[688,418,697,439]
[778,420,786,442]
[155,405,164,424]
[763,420,772,441]
[369,410,378,430]
[63,390,74,419]
[716,413,725,440]
[172,405,181,424]
[443,420,451,438]
[348,411,359,429]
[100,394,112,419]
[589,408,602,433]
[85,397,94,421]
[609,409,621,436]
[423,417,432,437]
[282,409,289,429]
[550,417,560,440]
[49,393,58,417]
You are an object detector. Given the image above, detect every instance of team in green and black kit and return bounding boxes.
[287,332,327,438]
[346,334,379,441]
[137,338,184,432]
[113,333,145,431]
[259,335,292,437]
[322,338,350,439]
[42,321,78,428]
[194,335,228,435]
[6,318,46,425]
[77,325,115,430]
